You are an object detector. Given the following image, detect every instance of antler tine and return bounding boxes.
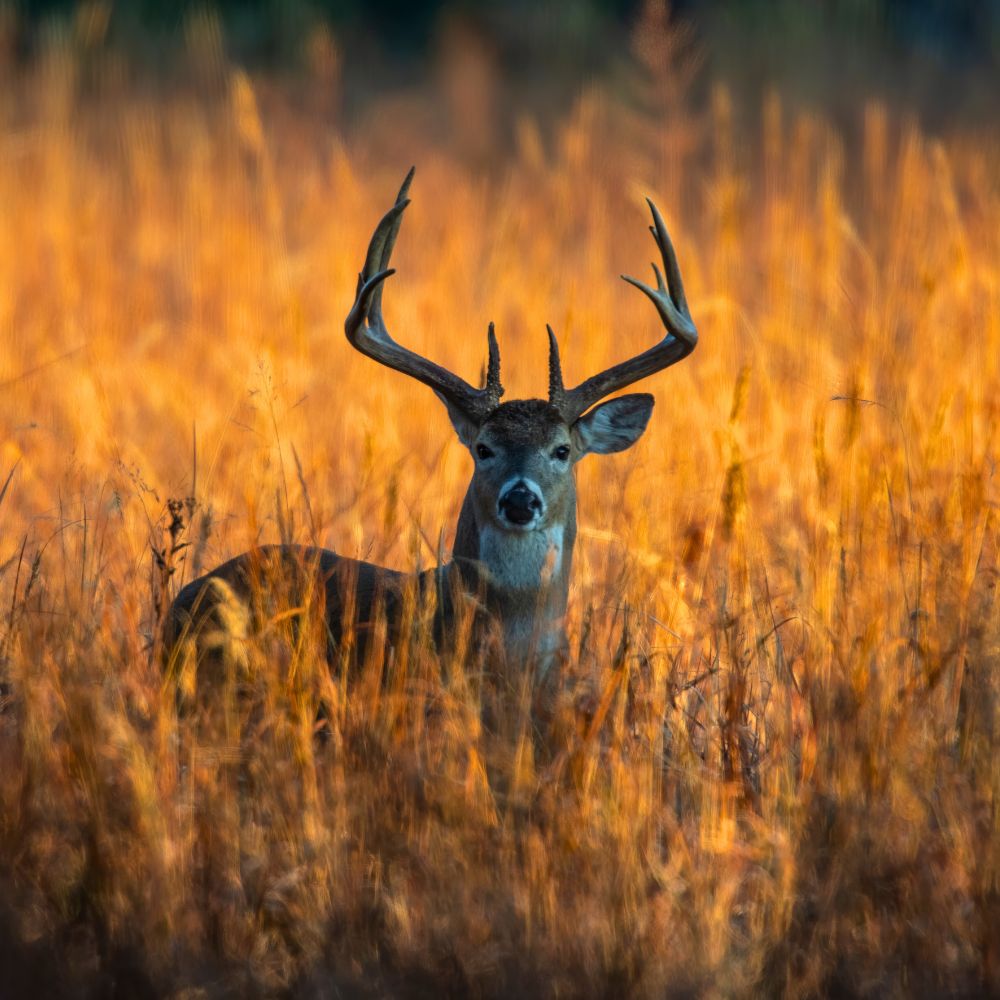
[365,167,414,328]
[546,324,566,409]
[345,168,502,422]
[484,322,502,399]
[556,199,697,424]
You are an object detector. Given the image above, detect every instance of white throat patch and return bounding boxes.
[479,523,564,591]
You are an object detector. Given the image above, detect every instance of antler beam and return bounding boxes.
[548,199,697,423]
[344,167,503,423]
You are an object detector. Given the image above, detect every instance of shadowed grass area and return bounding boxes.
[0,31,997,998]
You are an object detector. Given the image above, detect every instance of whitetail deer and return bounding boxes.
[165,168,697,699]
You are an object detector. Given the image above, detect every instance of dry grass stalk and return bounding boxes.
[0,43,997,998]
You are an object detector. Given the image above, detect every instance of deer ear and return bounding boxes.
[572,393,654,457]
[435,391,479,449]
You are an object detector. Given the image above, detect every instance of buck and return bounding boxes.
[165,169,697,700]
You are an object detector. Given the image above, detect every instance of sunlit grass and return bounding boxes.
[0,35,997,998]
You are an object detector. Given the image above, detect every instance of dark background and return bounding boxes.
[3,1,999,127]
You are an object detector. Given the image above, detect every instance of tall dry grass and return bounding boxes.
[0,24,998,999]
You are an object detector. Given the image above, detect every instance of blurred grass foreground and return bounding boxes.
[0,3,998,997]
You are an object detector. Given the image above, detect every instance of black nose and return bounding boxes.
[499,485,542,525]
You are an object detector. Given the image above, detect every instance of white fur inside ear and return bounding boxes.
[434,390,478,448]
[573,394,654,455]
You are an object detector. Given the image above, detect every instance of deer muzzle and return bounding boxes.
[498,481,544,527]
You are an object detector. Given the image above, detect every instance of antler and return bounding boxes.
[548,198,697,424]
[345,167,503,422]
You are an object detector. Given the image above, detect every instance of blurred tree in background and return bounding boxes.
[1,0,997,126]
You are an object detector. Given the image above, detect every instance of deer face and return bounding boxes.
[452,400,572,533]
[442,395,656,535]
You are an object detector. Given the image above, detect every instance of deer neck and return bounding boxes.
[451,485,574,668]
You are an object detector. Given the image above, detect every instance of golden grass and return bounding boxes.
[0,42,998,999]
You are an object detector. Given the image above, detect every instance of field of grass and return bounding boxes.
[0,26,998,999]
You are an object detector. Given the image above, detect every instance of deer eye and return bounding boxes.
[476,444,495,460]
[552,445,571,462]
